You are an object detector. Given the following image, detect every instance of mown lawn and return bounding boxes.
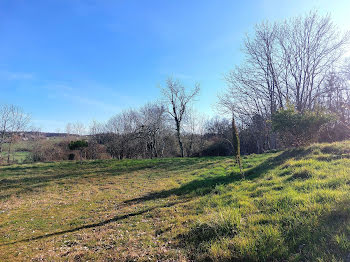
[0,141,350,261]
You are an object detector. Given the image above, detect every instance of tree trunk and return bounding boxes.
[7,139,12,164]
[80,149,83,164]
[175,122,184,157]
[0,132,5,156]
[232,115,243,177]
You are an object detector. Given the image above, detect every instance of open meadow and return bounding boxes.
[1,141,350,261]
[2,2,350,261]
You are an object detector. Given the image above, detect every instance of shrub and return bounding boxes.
[272,106,335,147]
[68,140,88,151]
[68,153,75,160]
[68,140,88,163]
[31,140,69,162]
[200,139,232,156]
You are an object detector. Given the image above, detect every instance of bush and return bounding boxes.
[68,140,88,163]
[200,138,232,156]
[272,106,335,147]
[318,121,350,142]
[31,140,69,162]
[68,140,88,151]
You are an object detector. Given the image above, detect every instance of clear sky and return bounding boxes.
[1,0,350,132]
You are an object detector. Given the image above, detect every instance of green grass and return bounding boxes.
[0,141,350,261]
[1,140,34,164]
[1,137,65,164]
[1,151,30,163]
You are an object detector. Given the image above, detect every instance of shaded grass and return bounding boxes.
[0,141,350,261]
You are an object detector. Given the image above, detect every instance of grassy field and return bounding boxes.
[1,137,65,164]
[0,142,350,261]
[1,140,34,164]
[1,151,30,163]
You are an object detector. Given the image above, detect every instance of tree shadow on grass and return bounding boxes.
[282,198,350,261]
[124,148,313,205]
[92,158,220,177]
[0,158,219,198]
[173,150,349,261]
[0,199,188,246]
[1,148,313,200]
[123,173,243,205]
[178,198,350,262]
[0,148,318,249]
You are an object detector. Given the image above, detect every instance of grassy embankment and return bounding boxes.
[1,141,350,261]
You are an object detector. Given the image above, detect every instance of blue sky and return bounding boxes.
[1,0,350,132]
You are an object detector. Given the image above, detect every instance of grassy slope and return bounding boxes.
[0,142,350,261]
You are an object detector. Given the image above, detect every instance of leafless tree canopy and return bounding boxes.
[161,78,200,157]
[226,12,349,117]
[0,104,31,163]
[221,11,349,151]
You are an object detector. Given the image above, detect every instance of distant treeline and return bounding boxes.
[1,11,350,164]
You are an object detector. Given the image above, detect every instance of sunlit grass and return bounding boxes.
[0,141,350,261]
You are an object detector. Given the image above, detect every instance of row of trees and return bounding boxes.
[1,11,350,164]
[219,11,350,151]
[88,84,204,159]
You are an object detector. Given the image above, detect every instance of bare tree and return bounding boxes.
[224,21,284,150]
[278,12,349,111]
[227,12,348,115]
[72,122,86,136]
[88,120,105,159]
[0,105,12,156]
[138,103,167,158]
[225,11,349,150]
[2,105,31,163]
[105,109,140,159]
[161,78,200,157]
[65,122,72,136]
[346,59,350,78]
[89,120,104,141]
[217,95,243,175]
[183,108,206,157]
